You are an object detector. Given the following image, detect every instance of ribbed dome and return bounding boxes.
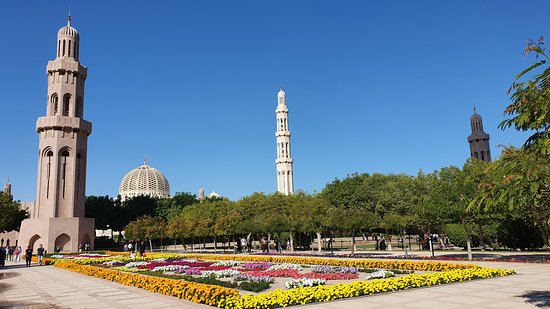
[470,112,482,122]
[119,162,170,201]
[58,17,79,39]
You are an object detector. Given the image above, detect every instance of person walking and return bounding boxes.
[0,246,6,267]
[25,246,33,267]
[13,246,20,263]
[139,241,146,258]
[37,244,45,266]
[7,246,13,262]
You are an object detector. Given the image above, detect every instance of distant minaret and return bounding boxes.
[275,88,294,195]
[199,187,205,202]
[468,108,491,162]
[4,179,11,196]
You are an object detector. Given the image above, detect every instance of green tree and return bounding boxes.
[124,215,167,250]
[0,192,27,233]
[501,37,550,155]
[85,195,116,230]
[471,147,550,247]
[156,192,199,220]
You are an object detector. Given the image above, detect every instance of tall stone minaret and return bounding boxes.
[275,88,294,195]
[467,108,491,162]
[4,179,11,196]
[18,16,95,252]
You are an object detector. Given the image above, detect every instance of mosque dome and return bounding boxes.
[119,160,170,201]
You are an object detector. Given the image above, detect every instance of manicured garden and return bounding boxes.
[44,252,515,308]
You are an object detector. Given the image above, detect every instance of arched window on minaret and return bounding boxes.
[63,94,71,116]
[481,151,485,161]
[51,94,59,116]
[68,40,72,57]
[46,150,53,199]
[474,152,478,159]
[60,150,70,199]
[62,40,66,57]
[285,142,289,158]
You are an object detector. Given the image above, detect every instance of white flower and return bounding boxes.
[202,269,241,278]
[124,261,149,268]
[284,277,326,289]
[267,263,302,271]
[365,270,395,280]
[151,258,167,262]
[211,260,241,267]
[151,265,189,272]
[102,260,125,266]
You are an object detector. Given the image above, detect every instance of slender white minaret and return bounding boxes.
[4,179,11,196]
[275,88,294,195]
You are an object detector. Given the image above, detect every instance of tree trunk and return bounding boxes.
[267,233,271,253]
[462,218,473,261]
[351,230,356,255]
[316,231,322,252]
[289,231,295,252]
[214,236,217,253]
[149,239,153,253]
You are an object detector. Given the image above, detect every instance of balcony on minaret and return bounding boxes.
[36,116,92,136]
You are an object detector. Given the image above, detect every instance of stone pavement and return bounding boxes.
[0,259,549,309]
[0,261,206,309]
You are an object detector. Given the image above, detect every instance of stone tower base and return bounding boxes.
[18,217,95,253]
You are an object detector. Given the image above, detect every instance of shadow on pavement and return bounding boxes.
[519,290,550,308]
[0,272,19,293]
[0,264,36,270]
[0,301,69,309]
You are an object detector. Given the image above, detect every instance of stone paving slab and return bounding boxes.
[1,259,549,308]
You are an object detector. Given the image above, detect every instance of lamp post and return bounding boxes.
[431,234,435,258]
[402,229,408,256]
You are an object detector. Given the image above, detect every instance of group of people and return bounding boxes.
[235,235,285,253]
[122,240,147,258]
[78,243,91,252]
[237,235,252,253]
[0,245,22,263]
[0,244,45,267]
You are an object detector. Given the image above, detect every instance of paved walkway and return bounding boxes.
[0,259,549,308]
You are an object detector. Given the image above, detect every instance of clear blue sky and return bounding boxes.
[0,1,548,202]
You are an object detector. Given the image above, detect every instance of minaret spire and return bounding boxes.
[275,88,294,195]
[68,0,72,26]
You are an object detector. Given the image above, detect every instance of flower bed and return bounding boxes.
[51,253,515,309]
[54,260,239,306]
[219,267,515,308]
